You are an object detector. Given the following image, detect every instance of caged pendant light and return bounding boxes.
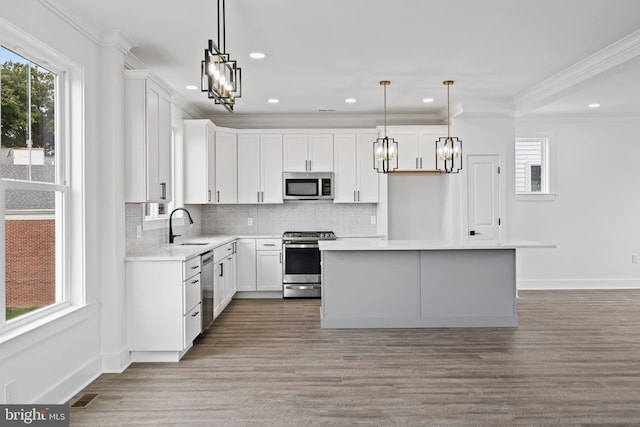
[435,80,462,173]
[201,0,242,112]
[373,80,398,173]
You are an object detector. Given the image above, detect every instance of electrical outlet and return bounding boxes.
[5,381,15,404]
[633,254,639,264]
[247,218,253,226]
[370,215,377,225]
[136,225,142,238]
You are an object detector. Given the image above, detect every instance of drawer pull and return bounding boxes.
[263,243,276,247]
[191,311,199,317]
[191,279,199,284]
[191,266,199,270]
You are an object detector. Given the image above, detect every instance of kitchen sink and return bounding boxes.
[179,242,209,245]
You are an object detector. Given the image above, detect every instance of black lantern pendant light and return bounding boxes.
[201,0,242,112]
[435,80,462,173]
[373,80,398,173]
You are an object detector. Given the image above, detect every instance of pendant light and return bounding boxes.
[435,80,462,173]
[373,80,398,173]
[201,0,242,112]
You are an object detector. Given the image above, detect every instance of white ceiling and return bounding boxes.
[47,0,640,126]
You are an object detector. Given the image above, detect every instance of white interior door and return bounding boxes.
[467,155,500,240]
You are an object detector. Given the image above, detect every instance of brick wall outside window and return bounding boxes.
[5,219,55,308]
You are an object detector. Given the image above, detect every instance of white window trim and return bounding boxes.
[515,136,556,200]
[0,20,85,335]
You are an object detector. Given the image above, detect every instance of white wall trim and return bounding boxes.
[518,278,640,290]
[35,356,101,404]
[39,0,101,46]
[101,346,132,374]
[206,113,443,129]
[514,28,640,113]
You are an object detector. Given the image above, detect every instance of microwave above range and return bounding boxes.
[283,172,334,201]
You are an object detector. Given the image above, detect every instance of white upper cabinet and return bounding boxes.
[385,126,446,171]
[184,121,238,204]
[214,130,237,204]
[237,134,283,204]
[124,70,173,203]
[184,119,216,204]
[334,133,379,203]
[283,133,333,172]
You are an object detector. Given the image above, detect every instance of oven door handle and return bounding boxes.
[284,243,319,249]
[285,284,321,290]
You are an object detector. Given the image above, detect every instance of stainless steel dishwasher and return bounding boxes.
[201,251,214,332]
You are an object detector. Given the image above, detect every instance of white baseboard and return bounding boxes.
[233,291,282,299]
[101,345,132,373]
[518,278,640,290]
[35,356,102,404]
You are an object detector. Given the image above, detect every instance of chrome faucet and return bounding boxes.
[169,207,194,244]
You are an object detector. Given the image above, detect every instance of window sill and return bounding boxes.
[0,304,89,346]
[515,193,557,201]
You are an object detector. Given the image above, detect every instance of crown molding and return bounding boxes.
[39,0,101,45]
[100,30,136,55]
[204,113,443,129]
[172,94,206,120]
[514,29,640,113]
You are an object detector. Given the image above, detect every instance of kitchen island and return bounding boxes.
[318,239,553,329]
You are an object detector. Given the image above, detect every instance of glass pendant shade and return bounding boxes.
[373,136,398,173]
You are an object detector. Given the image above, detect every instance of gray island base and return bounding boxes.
[319,239,553,329]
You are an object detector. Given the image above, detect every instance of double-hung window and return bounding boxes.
[515,137,554,198]
[1,42,71,329]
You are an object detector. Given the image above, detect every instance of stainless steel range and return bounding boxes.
[282,231,336,298]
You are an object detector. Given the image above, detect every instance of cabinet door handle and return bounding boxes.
[420,158,423,169]
[219,263,224,277]
[217,190,220,203]
[308,159,312,171]
[357,190,360,202]
[279,252,282,264]
[416,158,419,169]
[160,182,167,200]
[257,191,261,203]
[354,190,357,202]
[261,191,265,202]
[208,190,212,202]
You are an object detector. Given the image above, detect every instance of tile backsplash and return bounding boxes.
[201,203,378,236]
[126,202,378,250]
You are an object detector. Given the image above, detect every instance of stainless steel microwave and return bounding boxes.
[283,172,334,200]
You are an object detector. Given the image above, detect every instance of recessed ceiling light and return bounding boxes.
[588,103,601,108]
[185,85,198,90]
[345,98,356,103]
[249,52,266,59]
[422,98,434,103]
[268,98,279,104]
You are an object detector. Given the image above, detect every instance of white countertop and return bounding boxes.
[319,239,555,251]
[125,235,238,261]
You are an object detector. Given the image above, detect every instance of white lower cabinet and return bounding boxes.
[213,241,237,318]
[236,239,257,291]
[256,239,283,291]
[126,255,202,362]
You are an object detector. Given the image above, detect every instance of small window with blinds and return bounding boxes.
[515,138,548,194]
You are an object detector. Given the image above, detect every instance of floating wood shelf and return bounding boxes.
[388,170,442,174]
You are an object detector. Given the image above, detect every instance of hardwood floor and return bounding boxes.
[69,290,640,426]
